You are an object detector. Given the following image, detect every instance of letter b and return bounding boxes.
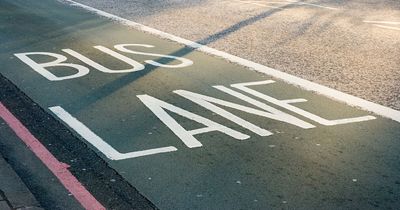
[14,52,89,81]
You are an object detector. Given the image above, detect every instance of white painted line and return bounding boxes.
[60,0,400,123]
[363,20,400,31]
[230,80,376,125]
[234,0,338,10]
[234,0,283,9]
[281,98,308,104]
[372,24,400,31]
[244,1,290,4]
[286,0,339,10]
[49,106,177,160]
[363,21,400,25]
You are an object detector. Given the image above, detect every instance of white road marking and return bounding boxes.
[372,24,400,31]
[234,0,338,10]
[137,94,250,148]
[15,44,194,81]
[281,98,308,104]
[363,21,400,25]
[60,0,400,123]
[206,86,315,128]
[363,20,400,31]
[234,1,283,9]
[286,0,339,10]
[49,106,177,160]
[230,80,376,125]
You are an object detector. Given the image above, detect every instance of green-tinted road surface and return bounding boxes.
[1,0,400,209]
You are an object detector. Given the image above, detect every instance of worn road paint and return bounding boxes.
[234,0,283,9]
[372,24,400,31]
[363,21,400,25]
[0,102,105,210]
[363,20,400,31]
[234,0,339,10]
[285,0,339,10]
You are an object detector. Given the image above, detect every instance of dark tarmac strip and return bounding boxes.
[0,76,156,209]
[1,0,400,209]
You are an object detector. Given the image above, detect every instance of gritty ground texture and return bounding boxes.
[72,0,400,110]
[2,0,400,208]
[0,73,157,210]
[0,153,43,210]
[1,0,400,209]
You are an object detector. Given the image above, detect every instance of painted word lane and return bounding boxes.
[1,0,400,209]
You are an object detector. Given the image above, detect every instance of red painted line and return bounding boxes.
[0,102,105,210]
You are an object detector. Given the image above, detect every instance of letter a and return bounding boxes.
[137,94,249,148]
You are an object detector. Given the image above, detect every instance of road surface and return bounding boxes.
[0,0,399,209]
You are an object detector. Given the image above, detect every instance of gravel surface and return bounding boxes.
[72,0,400,110]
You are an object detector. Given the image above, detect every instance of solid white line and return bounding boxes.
[363,21,400,25]
[245,1,290,4]
[293,2,339,10]
[60,0,400,123]
[49,106,177,160]
[235,1,283,9]
[281,98,308,103]
[235,0,338,10]
[284,0,338,10]
[373,24,400,31]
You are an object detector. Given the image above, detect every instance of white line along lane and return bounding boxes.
[233,0,339,10]
[363,20,400,31]
[49,106,178,160]
[60,0,400,124]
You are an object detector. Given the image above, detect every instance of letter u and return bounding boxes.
[62,46,145,73]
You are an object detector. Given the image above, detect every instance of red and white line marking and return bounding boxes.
[0,102,105,210]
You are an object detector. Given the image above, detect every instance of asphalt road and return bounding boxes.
[0,0,399,209]
[73,0,400,110]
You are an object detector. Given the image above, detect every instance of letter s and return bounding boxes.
[114,44,193,68]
